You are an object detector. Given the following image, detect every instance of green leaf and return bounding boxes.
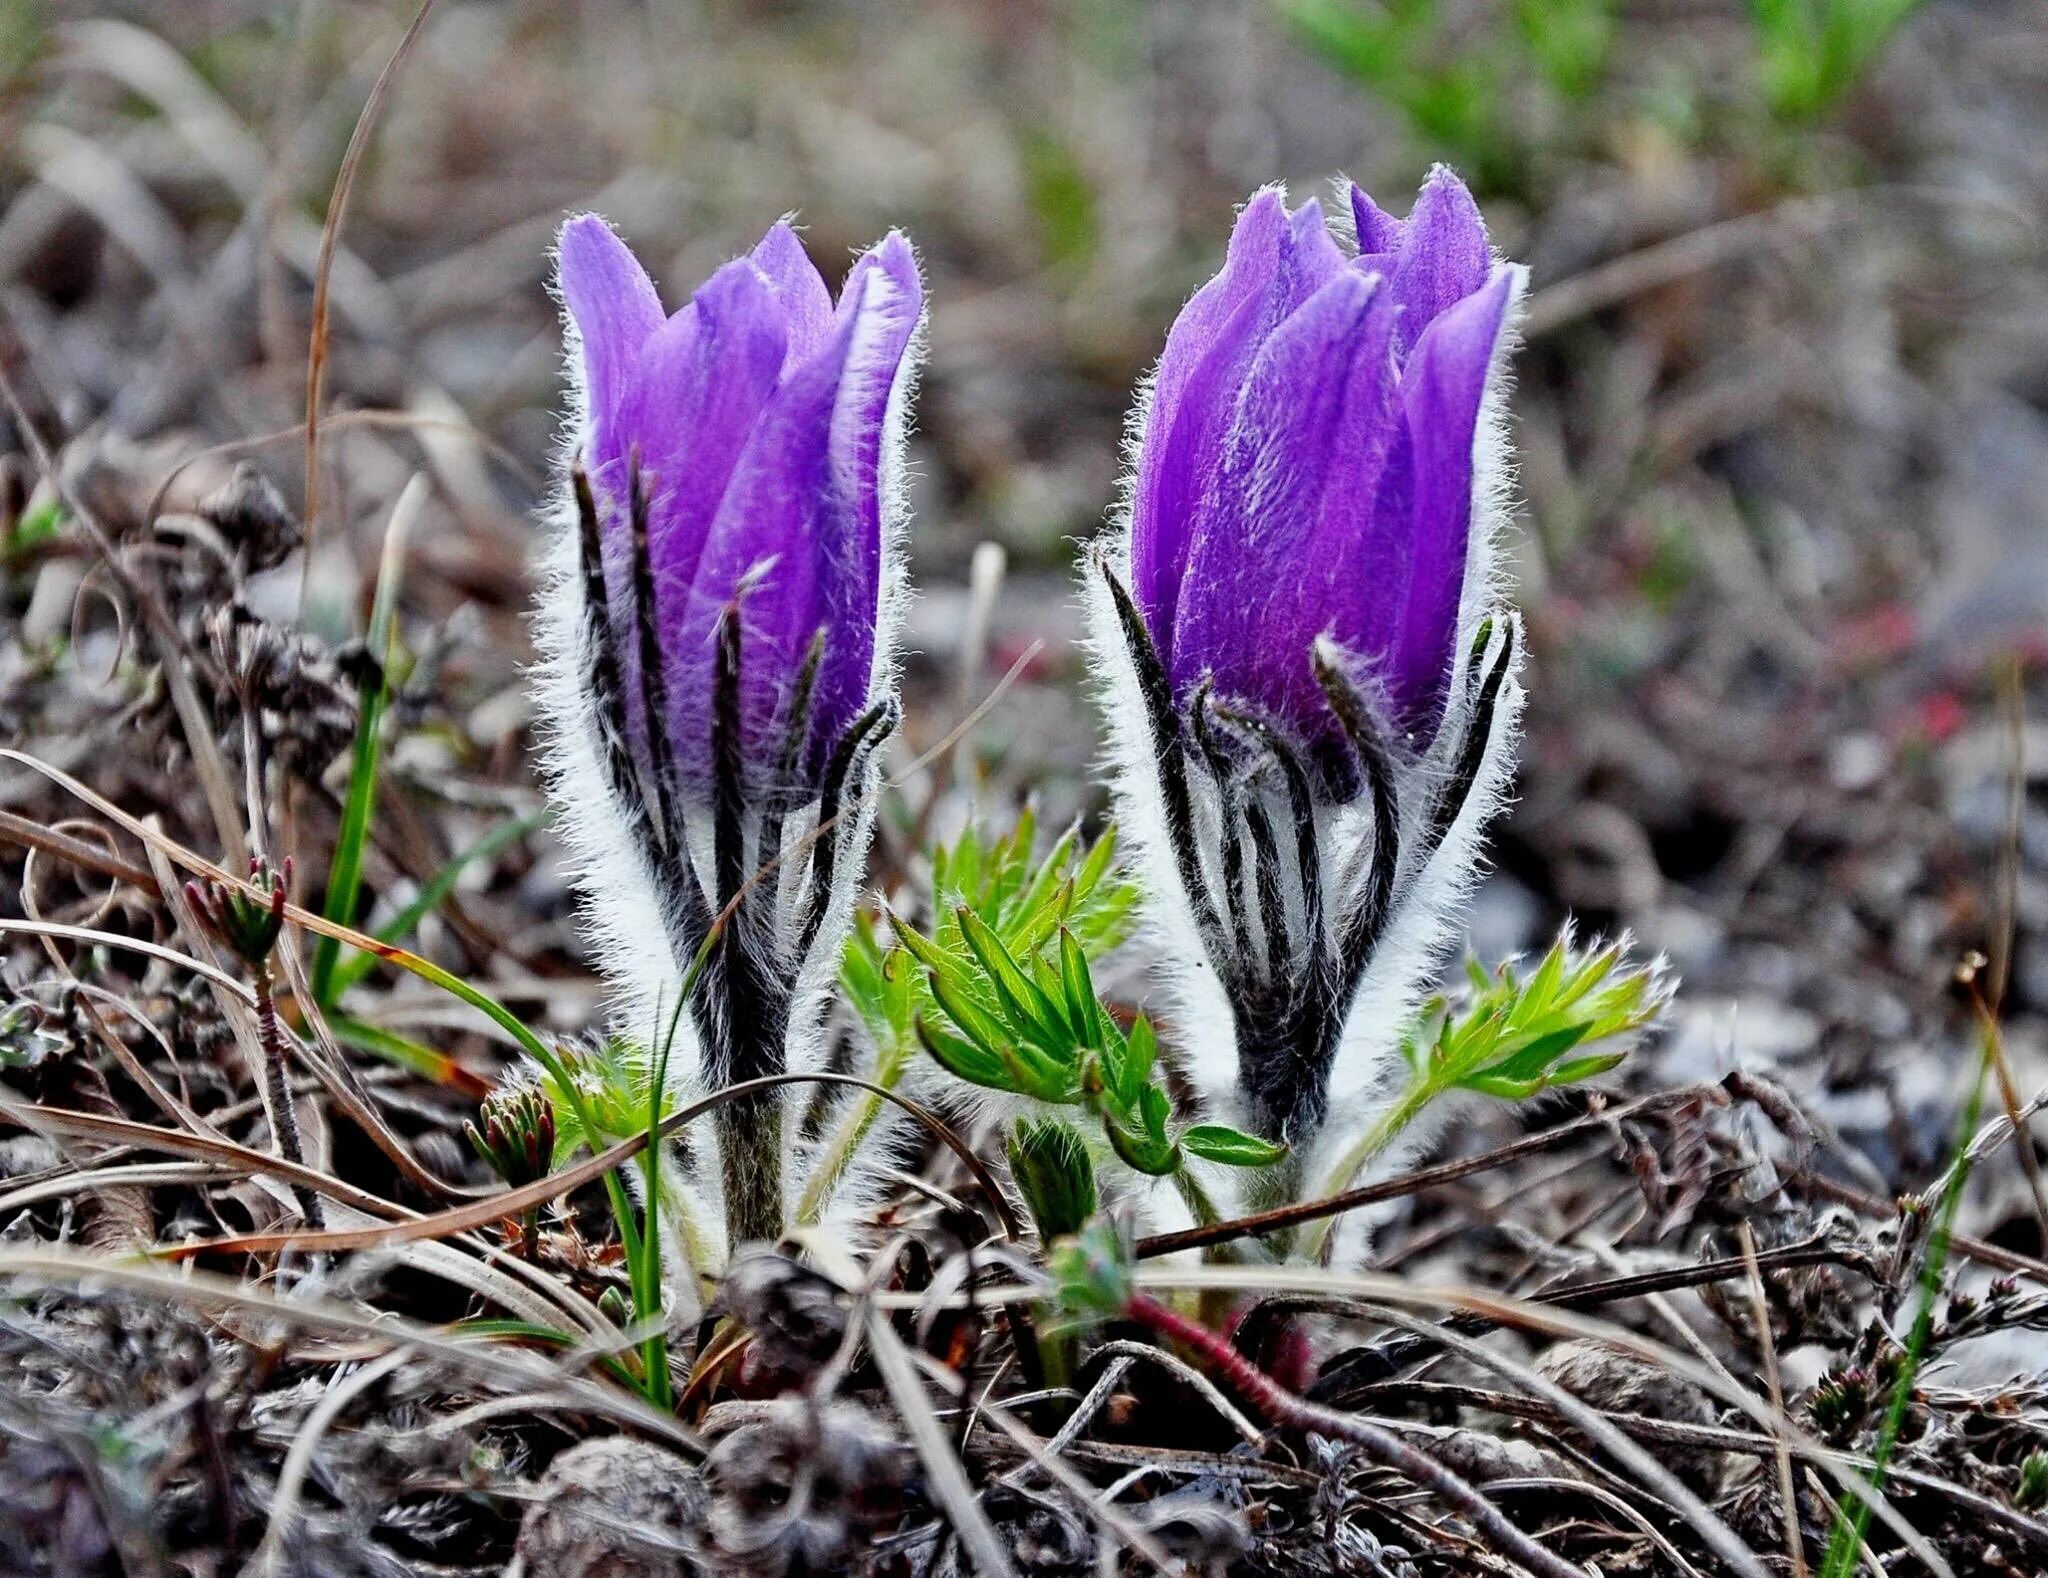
[997,1040,1081,1104]
[1464,1073,1548,1101]
[1479,1022,1592,1084]
[312,477,422,1006]
[1180,1124,1290,1168]
[957,905,1069,1050]
[1138,1083,1173,1144]
[1548,1051,1626,1085]
[917,1018,1016,1093]
[1102,1108,1177,1176]
[1123,1013,1158,1096]
[927,961,1019,1063]
[1057,928,1102,1048]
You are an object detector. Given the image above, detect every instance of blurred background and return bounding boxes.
[4,0,2047,1199]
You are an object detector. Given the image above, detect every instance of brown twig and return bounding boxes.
[1135,1088,1713,1259]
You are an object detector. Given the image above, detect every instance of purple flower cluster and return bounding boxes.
[537,166,1523,1256]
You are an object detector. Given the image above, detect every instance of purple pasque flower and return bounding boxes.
[1131,166,1514,790]
[560,214,919,799]
[538,215,922,1257]
[1092,168,1525,1152]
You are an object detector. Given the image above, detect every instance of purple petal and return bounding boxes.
[558,215,664,434]
[751,221,835,368]
[1348,182,1404,259]
[588,258,788,769]
[679,236,922,786]
[1172,271,1396,760]
[1390,166,1491,349]
[1385,266,1514,741]
[813,230,921,753]
[1129,188,1287,662]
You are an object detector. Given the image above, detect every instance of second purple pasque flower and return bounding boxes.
[1091,168,1525,1171]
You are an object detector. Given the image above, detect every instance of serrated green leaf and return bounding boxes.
[1180,1124,1289,1168]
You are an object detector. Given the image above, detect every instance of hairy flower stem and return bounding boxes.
[1124,1294,1586,1578]
[1298,1081,1432,1264]
[252,964,323,1231]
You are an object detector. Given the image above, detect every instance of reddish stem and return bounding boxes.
[1126,1295,1585,1578]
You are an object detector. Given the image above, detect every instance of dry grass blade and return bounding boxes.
[0,1091,413,1223]
[300,0,441,591]
[862,1301,1019,1577]
[239,1347,415,1578]
[0,1244,702,1451]
[158,1070,1017,1260]
[909,1347,1182,1574]
[1740,1221,1808,1578]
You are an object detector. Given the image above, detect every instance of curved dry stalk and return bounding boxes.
[0,916,257,1001]
[160,1070,1020,1261]
[0,1161,228,1218]
[299,0,440,590]
[5,903,481,1200]
[0,1092,411,1222]
[1082,1338,1263,1445]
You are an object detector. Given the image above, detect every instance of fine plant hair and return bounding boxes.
[1083,186,1531,1255]
[529,221,925,1309]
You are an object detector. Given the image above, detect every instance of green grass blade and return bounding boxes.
[327,807,551,998]
[1817,1014,1996,1577]
[311,474,425,1006]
